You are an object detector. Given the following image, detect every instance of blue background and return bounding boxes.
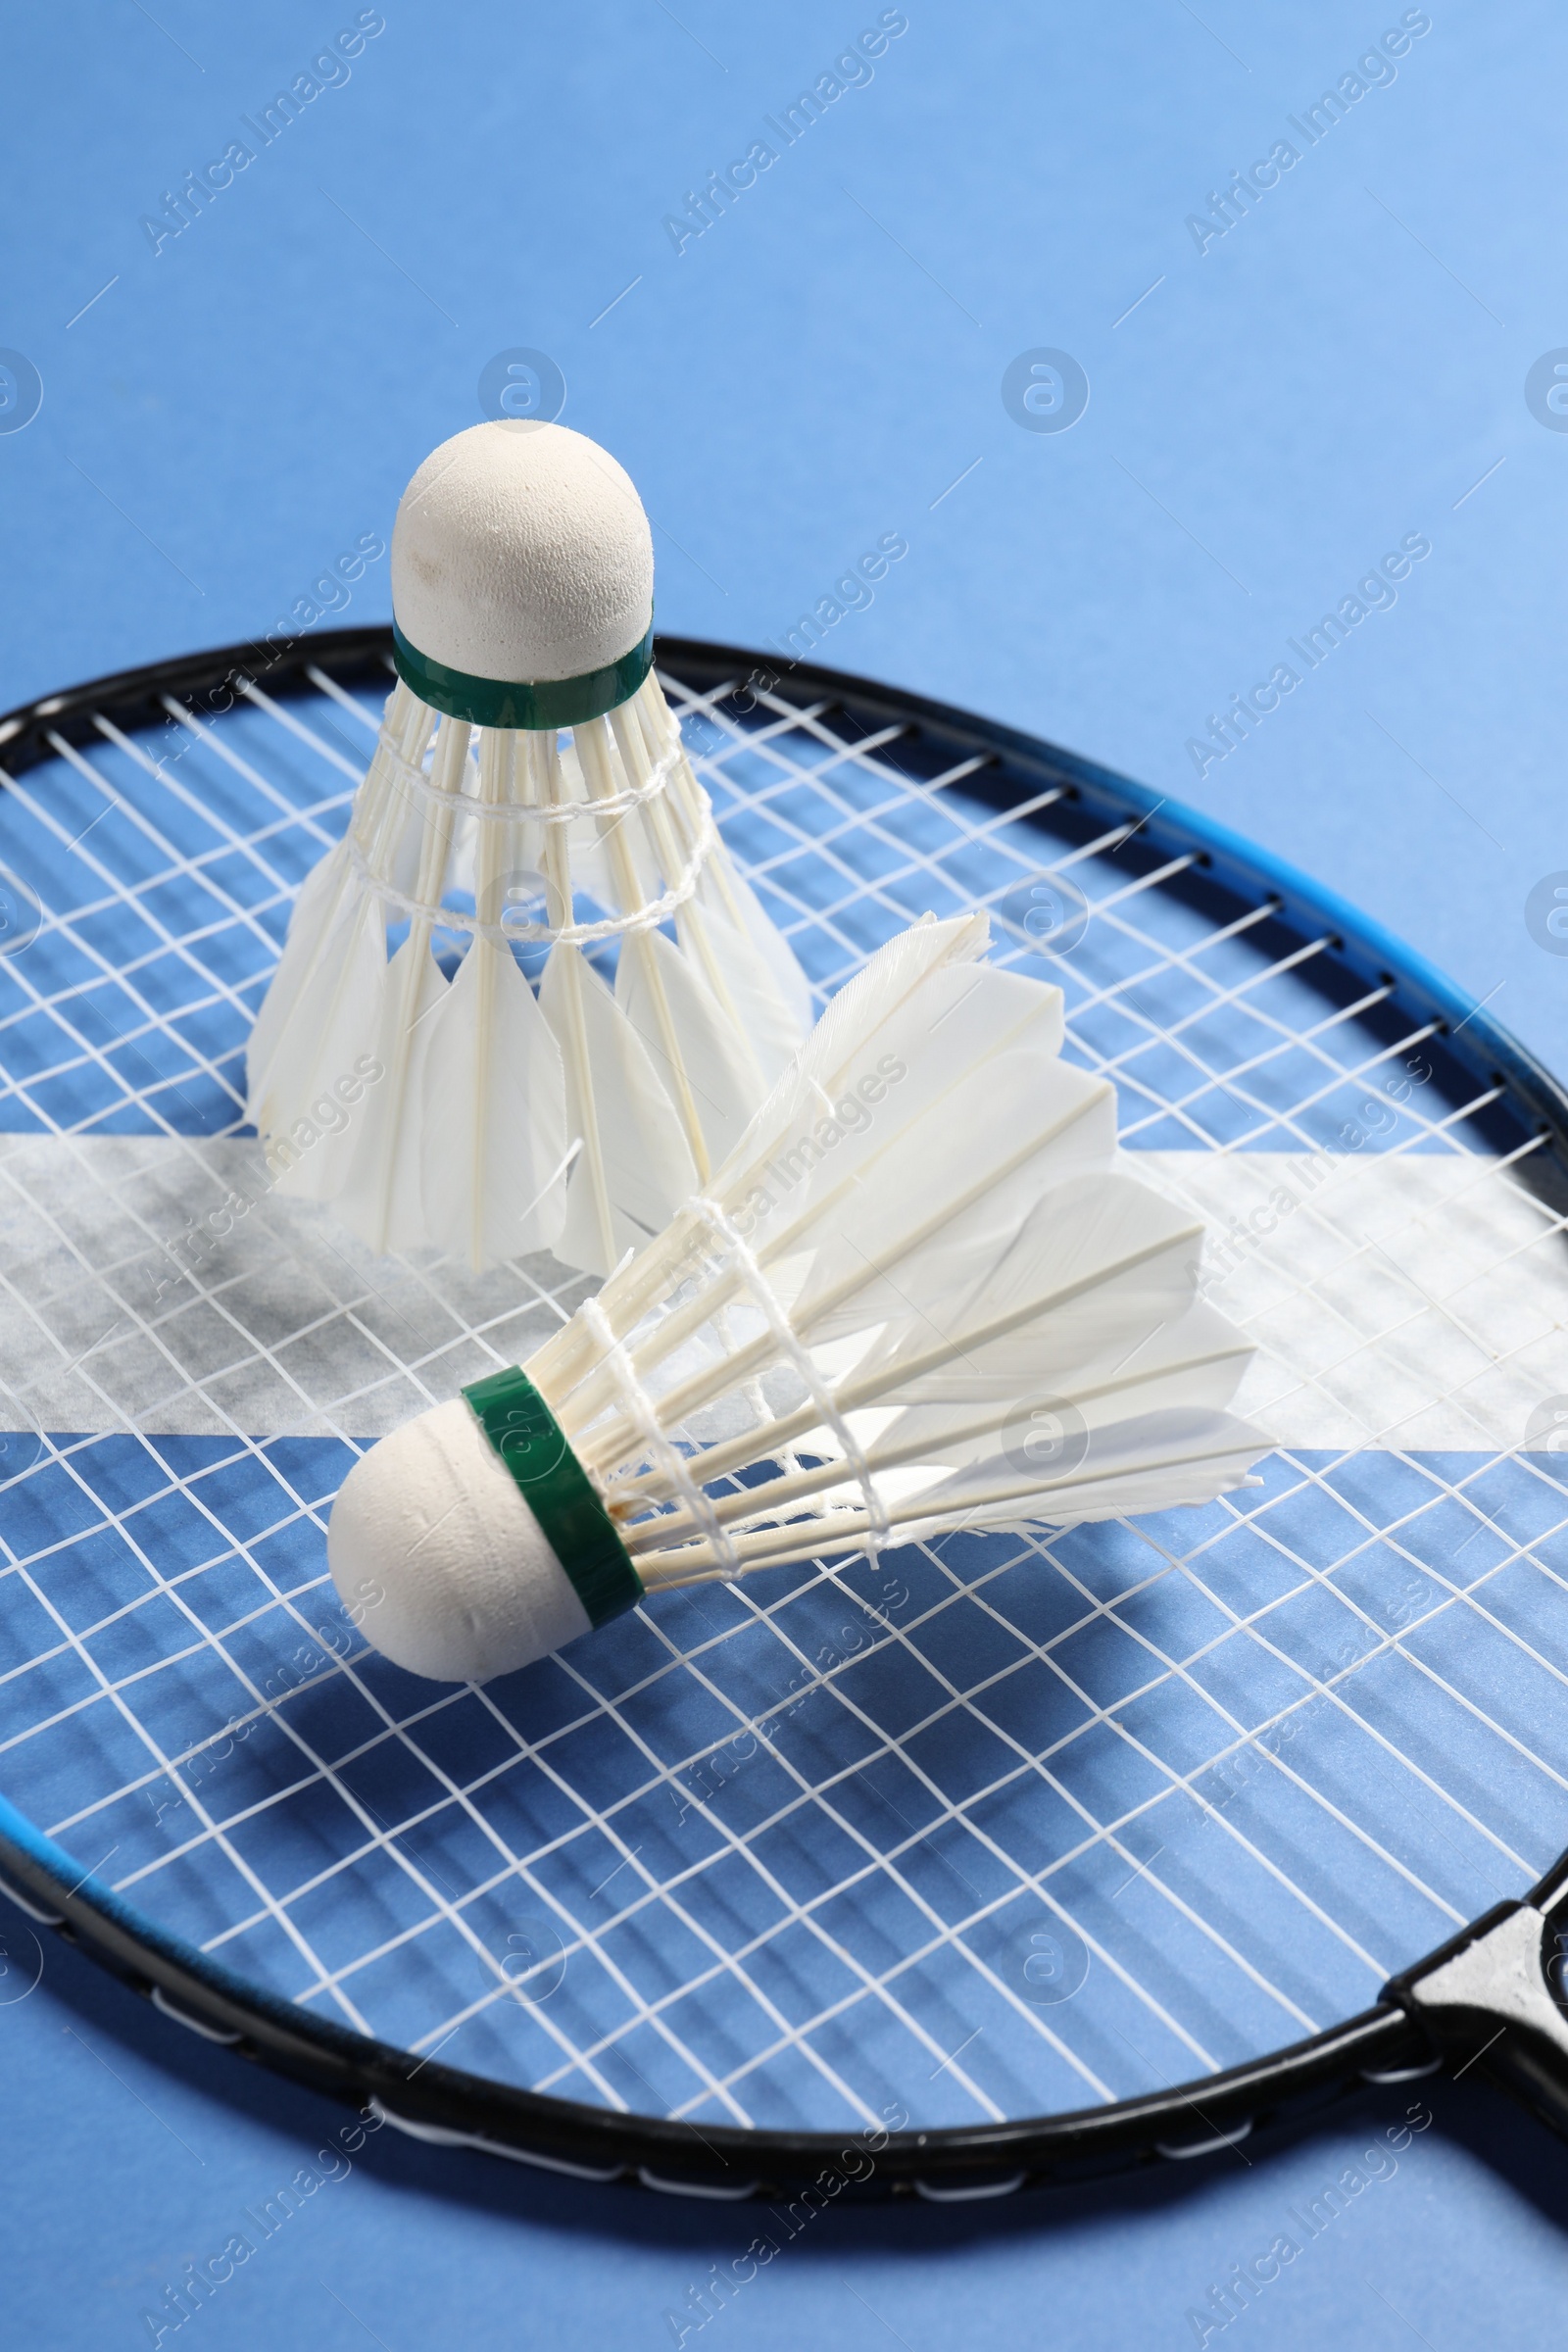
[4,0,1568,2341]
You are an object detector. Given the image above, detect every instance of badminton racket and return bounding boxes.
[0,627,1564,2198]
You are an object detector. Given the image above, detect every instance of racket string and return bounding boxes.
[0,657,1564,2132]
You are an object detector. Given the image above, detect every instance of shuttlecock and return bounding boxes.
[245,419,812,1276]
[328,911,1269,1685]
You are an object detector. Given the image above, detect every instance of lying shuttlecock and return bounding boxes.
[328,911,1270,1684]
[246,419,812,1275]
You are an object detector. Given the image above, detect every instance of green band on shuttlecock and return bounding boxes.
[462,1364,643,1629]
[392,620,655,731]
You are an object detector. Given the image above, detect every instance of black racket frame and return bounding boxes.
[1,626,1566,2197]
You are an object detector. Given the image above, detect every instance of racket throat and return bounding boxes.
[1388,1891,1568,2135]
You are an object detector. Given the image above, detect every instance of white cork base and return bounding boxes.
[327,1396,593,1684]
[390,420,654,685]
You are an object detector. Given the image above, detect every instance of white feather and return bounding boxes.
[327,934,447,1249]
[543,947,698,1278]
[710,910,993,1194]
[700,859,814,1047]
[244,656,809,1271]
[244,838,354,1117]
[416,940,569,1267]
[336,914,1272,1685]
[540,916,1268,1581]
[894,1408,1269,1540]
[260,898,387,1200]
[615,926,760,1176]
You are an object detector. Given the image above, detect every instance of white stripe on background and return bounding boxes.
[0,1134,1563,1449]
[1130,1147,1568,1454]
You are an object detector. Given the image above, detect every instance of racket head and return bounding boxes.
[0,628,1562,2194]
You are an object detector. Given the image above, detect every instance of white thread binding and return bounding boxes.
[679,1196,890,1557]
[340,806,718,947]
[578,1296,741,1576]
[375,731,682,826]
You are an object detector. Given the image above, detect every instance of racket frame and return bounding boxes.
[0,625,1564,2194]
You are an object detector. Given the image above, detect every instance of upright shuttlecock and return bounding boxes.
[328,912,1269,1684]
[245,419,812,1275]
